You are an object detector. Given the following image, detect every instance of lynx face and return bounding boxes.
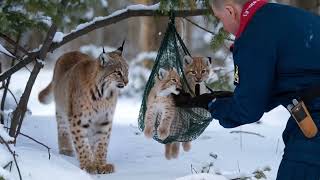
[98,50,129,89]
[183,55,211,84]
[156,68,182,97]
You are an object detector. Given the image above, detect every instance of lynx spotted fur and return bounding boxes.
[144,68,182,140]
[38,46,128,174]
[165,55,212,160]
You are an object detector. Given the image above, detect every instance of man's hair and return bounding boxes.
[210,0,249,9]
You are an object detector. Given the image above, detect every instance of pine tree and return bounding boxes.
[0,0,110,37]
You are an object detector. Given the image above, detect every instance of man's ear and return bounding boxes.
[225,3,241,22]
[225,5,237,19]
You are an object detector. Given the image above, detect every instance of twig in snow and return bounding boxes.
[230,130,265,138]
[18,132,51,160]
[3,161,13,170]
[0,136,22,180]
[4,126,51,160]
[191,164,198,174]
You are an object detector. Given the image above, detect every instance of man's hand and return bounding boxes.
[173,91,233,110]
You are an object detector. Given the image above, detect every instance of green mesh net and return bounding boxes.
[138,16,213,144]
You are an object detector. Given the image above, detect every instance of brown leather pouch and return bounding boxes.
[288,100,318,138]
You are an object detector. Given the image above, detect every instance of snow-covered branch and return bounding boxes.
[50,3,209,51]
[0,4,209,82]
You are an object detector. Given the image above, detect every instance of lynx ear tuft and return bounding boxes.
[99,53,109,66]
[158,68,168,80]
[203,57,212,66]
[183,55,193,65]
[116,40,125,56]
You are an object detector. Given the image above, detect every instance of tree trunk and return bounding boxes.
[135,0,168,52]
[277,0,320,14]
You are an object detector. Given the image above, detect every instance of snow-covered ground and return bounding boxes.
[0,69,290,180]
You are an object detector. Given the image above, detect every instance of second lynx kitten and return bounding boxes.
[165,55,212,160]
[144,68,182,140]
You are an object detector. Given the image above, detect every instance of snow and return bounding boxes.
[0,167,14,180]
[176,173,228,180]
[53,32,65,43]
[11,147,93,180]
[80,44,116,58]
[36,58,46,65]
[0,124,14,142]
[121,51,157,97]
[0,146,12,167]
[69,3,160,34]
[84,8,94,19]
[100,0,108,8]
[1,70,289,180]
[0,126,14,180]
[0,43,15,58]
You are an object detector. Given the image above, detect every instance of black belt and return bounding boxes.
[275,85,320,105]
[301,85,320,104]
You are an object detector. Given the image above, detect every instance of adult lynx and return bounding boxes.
[38,44,128,174]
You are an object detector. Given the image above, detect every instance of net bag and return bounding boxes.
[138,15,213,144]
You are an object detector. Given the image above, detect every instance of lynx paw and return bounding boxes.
[80,162,96,174]
[165,144,172,160]
[96,163,115,174]
[182,142,191,152]
[144,126,154,138]
[171,143,180,159]
[59,149,74,157]
[157,126,170,140]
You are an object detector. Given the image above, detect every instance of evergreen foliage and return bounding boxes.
[0,0,109,36]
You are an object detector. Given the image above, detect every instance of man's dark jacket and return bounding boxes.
[209,3,320,165]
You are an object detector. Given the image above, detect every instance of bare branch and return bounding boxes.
[50,7,209,51]
[9,25,57,138]
[0,6,209,80]
[184,17,216,34]
[4,126,51,159]
[184,17,234,42]
[0,52,37,82]
[0,136,22,180]
[0,33,28,55]
[18,132,51,160]
[0,85,19,105]
[230,130,265,138]
[19,132,51,159]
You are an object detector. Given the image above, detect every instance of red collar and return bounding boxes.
[230,0,267,51]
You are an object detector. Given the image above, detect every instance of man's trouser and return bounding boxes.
[276,159,320,180]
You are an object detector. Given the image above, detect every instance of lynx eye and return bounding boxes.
[201,70,206,74]
[171,79,177,82]
[190,71,196,75]
[116,71,122,76]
